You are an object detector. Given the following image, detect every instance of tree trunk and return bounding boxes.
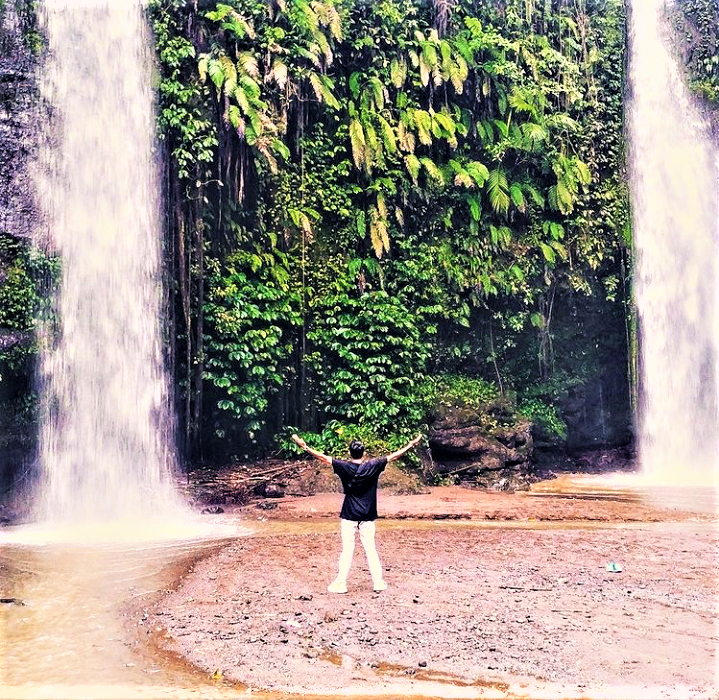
[192,211,204,461]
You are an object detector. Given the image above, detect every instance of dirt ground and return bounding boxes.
[146,487,719,699]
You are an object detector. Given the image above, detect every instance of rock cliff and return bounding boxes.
[0,0,36,243]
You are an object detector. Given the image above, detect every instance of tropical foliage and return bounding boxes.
[147,0,632,460]
[673,0,719,105]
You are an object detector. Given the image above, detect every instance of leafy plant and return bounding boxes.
[518,396,568,440]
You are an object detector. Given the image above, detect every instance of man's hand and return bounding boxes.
[386,433,424,462]
[291,433,307,450]
[291,434,333,465]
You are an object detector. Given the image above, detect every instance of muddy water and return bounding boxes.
[530,473,718,515]
[0,534,248,699]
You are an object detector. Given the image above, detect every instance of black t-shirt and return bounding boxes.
[332,456,388,521]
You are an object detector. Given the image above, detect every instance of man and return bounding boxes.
[291,432,423,593]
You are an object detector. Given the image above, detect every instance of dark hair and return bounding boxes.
[349,440,365,459]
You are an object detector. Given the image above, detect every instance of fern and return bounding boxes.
[315,33,333,65]
[404,154,421,184]
[547,113,579,133]
[422,42,438,70]
[368,77,385,110]
[420,156,445,186]
[521,122,548,150]
[198,55,209,83]
[522,183,545,208]
[550,240,567,260]
[227,104,242,130]
[487,168,510,216]
[221,17,254,41]
[539,242,556,263]
[414,110,433,146]
[369,207,390,258]
[207,57,225,91]
[398,121,416,153]
[390,58,407,88]
[295,0,319,36]
[238,76,261,100]
[364,121,380,171]
[466,194,481,221]
[271,138,290,161]
[309,72,324,101]
[320,75,340,110]
[237,52,259,79]
[326,3,342,39]
[377,115,397,154]
[454,171,474,188]
[349,119,365,170]
[508,89,537,116]
[269,59,288,89]
[465,161,489,187]
[492,119,509,139]
[433,112,456,136]
[376,192,388,220]
[419,53,430,87]
[574,158,591,185]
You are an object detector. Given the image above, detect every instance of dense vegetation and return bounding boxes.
[673,0,719,106]
[149,0,632,462]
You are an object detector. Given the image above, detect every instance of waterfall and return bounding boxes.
[628,0,719,487]
[32,0,180,523]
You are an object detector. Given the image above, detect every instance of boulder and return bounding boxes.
[427,404,534,489]
[262,483,285,499]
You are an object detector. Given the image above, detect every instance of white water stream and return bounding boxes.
[32,0,180,523]
[628,0,719,488]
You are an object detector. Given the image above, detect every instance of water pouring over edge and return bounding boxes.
[627,0,719,491]
[30,0,185,532]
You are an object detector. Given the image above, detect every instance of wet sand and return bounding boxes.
[146,487,719,699]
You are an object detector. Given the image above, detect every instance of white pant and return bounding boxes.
[335,518,384,586]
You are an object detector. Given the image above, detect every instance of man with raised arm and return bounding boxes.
[291,433,423,593]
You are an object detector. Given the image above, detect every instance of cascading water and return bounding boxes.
[32,0,180,523]
[628,0,719,489]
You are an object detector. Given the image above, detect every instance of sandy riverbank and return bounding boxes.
[137,487,718,699]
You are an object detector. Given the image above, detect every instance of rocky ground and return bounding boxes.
[140,486,719,699]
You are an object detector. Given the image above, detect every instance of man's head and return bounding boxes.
[349,440,365,459]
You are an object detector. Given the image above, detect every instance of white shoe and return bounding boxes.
[373,580,388,592]
[327,580,347,594]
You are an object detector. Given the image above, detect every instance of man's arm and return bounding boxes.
[291,434,333,465]
[385,434,423,462]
